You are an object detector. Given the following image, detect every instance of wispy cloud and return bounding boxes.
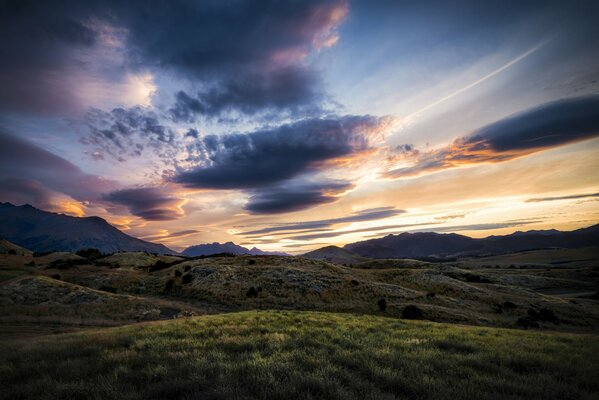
[239,207,404,236]
[526,192,599,202]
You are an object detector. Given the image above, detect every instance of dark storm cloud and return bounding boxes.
[175,115,387,189]
[103,187,184,221]
[0,178,54,210]
[525,192,599,203]
[80,106,177,161]
[244,180,353,214]
[385,96,599,178]
[240,206,405,236]
[0,0,347,114]
[170,67,323,121]
[0,130,118,204]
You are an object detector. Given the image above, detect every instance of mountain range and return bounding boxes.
[0,203,174,254]
[1,202,597,259]
[342,225,599,259]
[182,242,288,257]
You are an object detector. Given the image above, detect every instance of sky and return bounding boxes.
[0,0,598,253]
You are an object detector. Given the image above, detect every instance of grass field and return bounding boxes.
[1,310,598,400]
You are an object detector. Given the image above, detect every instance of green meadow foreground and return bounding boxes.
[1,311,598,400]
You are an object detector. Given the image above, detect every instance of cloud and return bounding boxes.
[0,130,118,204]
[103,187,185,221]
[284,222,435,241]
[170,67,323,121]
[141,229,200,242]
[525,192,599,202]
[240,206,405,236]
[0,0,348,115]
[245,180,353,214]
[406,220,543,234]
[79,106,177,162]
[0,178,54,210]
[175,115,390,189]
[386,96,599,178]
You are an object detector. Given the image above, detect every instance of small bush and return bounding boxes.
[503,301,517,309]
[184,265,191,272]
[465,274,492,283]
[257,286,262,292]
[350,279,359,286]
[426,292,436,298]
[246,286,259,298]
[51,274,61,280]
[402,305,423,320]
[516,316,539,329]
[76,248,103,260]
[27,261,35,266]
[528,308,560,325]
[248,259,256,265]
[174,270,182,277]
[164,279,175,293]
[182,274,193,284]
[99,285,117,293]
[149,260,171,272]
[7,249,16,255]
[377,298,387,312]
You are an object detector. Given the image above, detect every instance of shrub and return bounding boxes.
[246,286,259,298]
[174,270,182,277]
[7,249,16,255]
[257,286,262,292]
[76,248,103,260]
[149,260,171,272]
[402,305,423,319]
[248,259,256,265]
[516,316,539,329]
[184,265,191,272]
[528,308,560,325]
[51,274,61,280]
[465,274,491,283]
[99,285,117,293]
[503,301,517,309]
[182,274,193,284]
[27,261,35,266]
[350,279,359,286]
[426,292,436,298]
[164,279,175,293]
[377,298,387,312]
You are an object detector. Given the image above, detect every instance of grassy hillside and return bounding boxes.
[1,310,598,400]
[2,249,599,335]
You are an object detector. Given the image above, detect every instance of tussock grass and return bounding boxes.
[1,310,598,400]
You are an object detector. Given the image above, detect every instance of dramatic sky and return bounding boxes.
[1,0,598,253]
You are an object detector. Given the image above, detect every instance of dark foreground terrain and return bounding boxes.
[0,246,598,399]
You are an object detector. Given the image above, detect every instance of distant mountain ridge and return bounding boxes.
[182,242,287,257]
[343,225,599,259]
[0,203,175,254]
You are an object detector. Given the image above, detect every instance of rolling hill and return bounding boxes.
[0,203,175,254]
[302,245,367,265]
